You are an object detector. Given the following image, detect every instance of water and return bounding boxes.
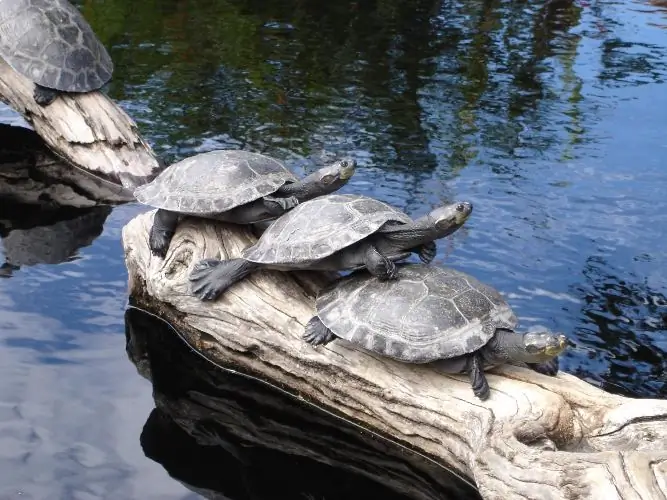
[1,0,667,497]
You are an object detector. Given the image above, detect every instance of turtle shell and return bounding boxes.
[0,0,113,92]
[315,263,518,363]
[134,150,298,214]
[242,193,413,265]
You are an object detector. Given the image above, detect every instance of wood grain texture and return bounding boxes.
[0,59,161,190]
[122,210,667,500]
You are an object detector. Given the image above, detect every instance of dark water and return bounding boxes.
[1,0,667,497]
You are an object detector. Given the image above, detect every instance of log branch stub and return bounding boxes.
[122,211,667,500]
[0,59,162,190]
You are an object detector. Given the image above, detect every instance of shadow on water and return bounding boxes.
[0,125,119,276]
[125,306,481,500]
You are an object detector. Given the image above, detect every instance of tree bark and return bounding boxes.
[0,59,161,190]
[122,210,667,500]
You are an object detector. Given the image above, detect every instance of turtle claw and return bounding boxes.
[417,241,437,264]
[383,258,398,280]
[149,226,172,259]
[149,210,179,259]
[528,357,560,376]
[303,317,337,346]
[469,355,490,400]
[33,84,59,106]
[263,195,299,215]
[189,258,257,301]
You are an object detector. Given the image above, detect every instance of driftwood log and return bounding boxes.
[0,123,134,205]
[0,59,162,189]
[0,124,121,275]
[122,211,667,500]
[125,306,480,499]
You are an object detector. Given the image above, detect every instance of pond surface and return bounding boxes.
[1,0,667,497]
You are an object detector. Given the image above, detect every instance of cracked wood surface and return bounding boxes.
[122,210,667,500]
[0,58,161,190]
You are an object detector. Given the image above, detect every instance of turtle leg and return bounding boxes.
[303,316,337,346]
[149,209,180,258]
[363,244,398,280]
[469,355,490,400]
[413,241,437,264]
[527,357,559,376]
[189,258,259,301]
[262,195,300,216]
[33,84,60,106]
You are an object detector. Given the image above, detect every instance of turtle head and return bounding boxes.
[425,201,473,236]
[286,158,357,200]
[521,331,569,362]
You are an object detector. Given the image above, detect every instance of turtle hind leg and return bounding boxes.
[469,354,490,400]
[33,84,60,106]
[303,316,337,346]
[149,209,180,258]
[189,258,259,301]
[527,357,559,376]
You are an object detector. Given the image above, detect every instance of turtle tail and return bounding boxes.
[188,258,258,301]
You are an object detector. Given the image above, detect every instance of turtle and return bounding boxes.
[188,193,473,301]
[134,150,356,258]
[302,263,569,400]
[0,0,114,106]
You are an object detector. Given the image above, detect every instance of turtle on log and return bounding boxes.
[188,193,472,301]
[0,0,114,106]
[134,150,356,258]
[303,263,569,400]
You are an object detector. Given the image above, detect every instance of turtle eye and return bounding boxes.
[321,174,335,183]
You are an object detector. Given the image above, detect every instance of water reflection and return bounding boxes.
[125,306,481,500]
[0,125,124,276]
[570,256,667,397]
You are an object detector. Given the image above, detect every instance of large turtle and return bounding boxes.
[0,0,114,106]
[134,150,356,258]
[303,263,569,400]
[189,193,473,301]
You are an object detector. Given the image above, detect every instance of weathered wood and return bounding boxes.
[0,124,134,205]
[126,306,480,500]
[0,59,162,189]
[122,211,667,500]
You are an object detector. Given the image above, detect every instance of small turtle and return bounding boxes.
[303,263,568,400]
[189,193,472,301]
[0,0,114,106]
[134,150,356,258]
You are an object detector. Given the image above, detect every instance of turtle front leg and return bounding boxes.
[527,357,559,376]
[149,209,180,258]
[363,244,398,280]
[262,195,299,216]
[469,354,490,400]
[33,84,60,106]
[303,316,337,346]
[413,241,437,264]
